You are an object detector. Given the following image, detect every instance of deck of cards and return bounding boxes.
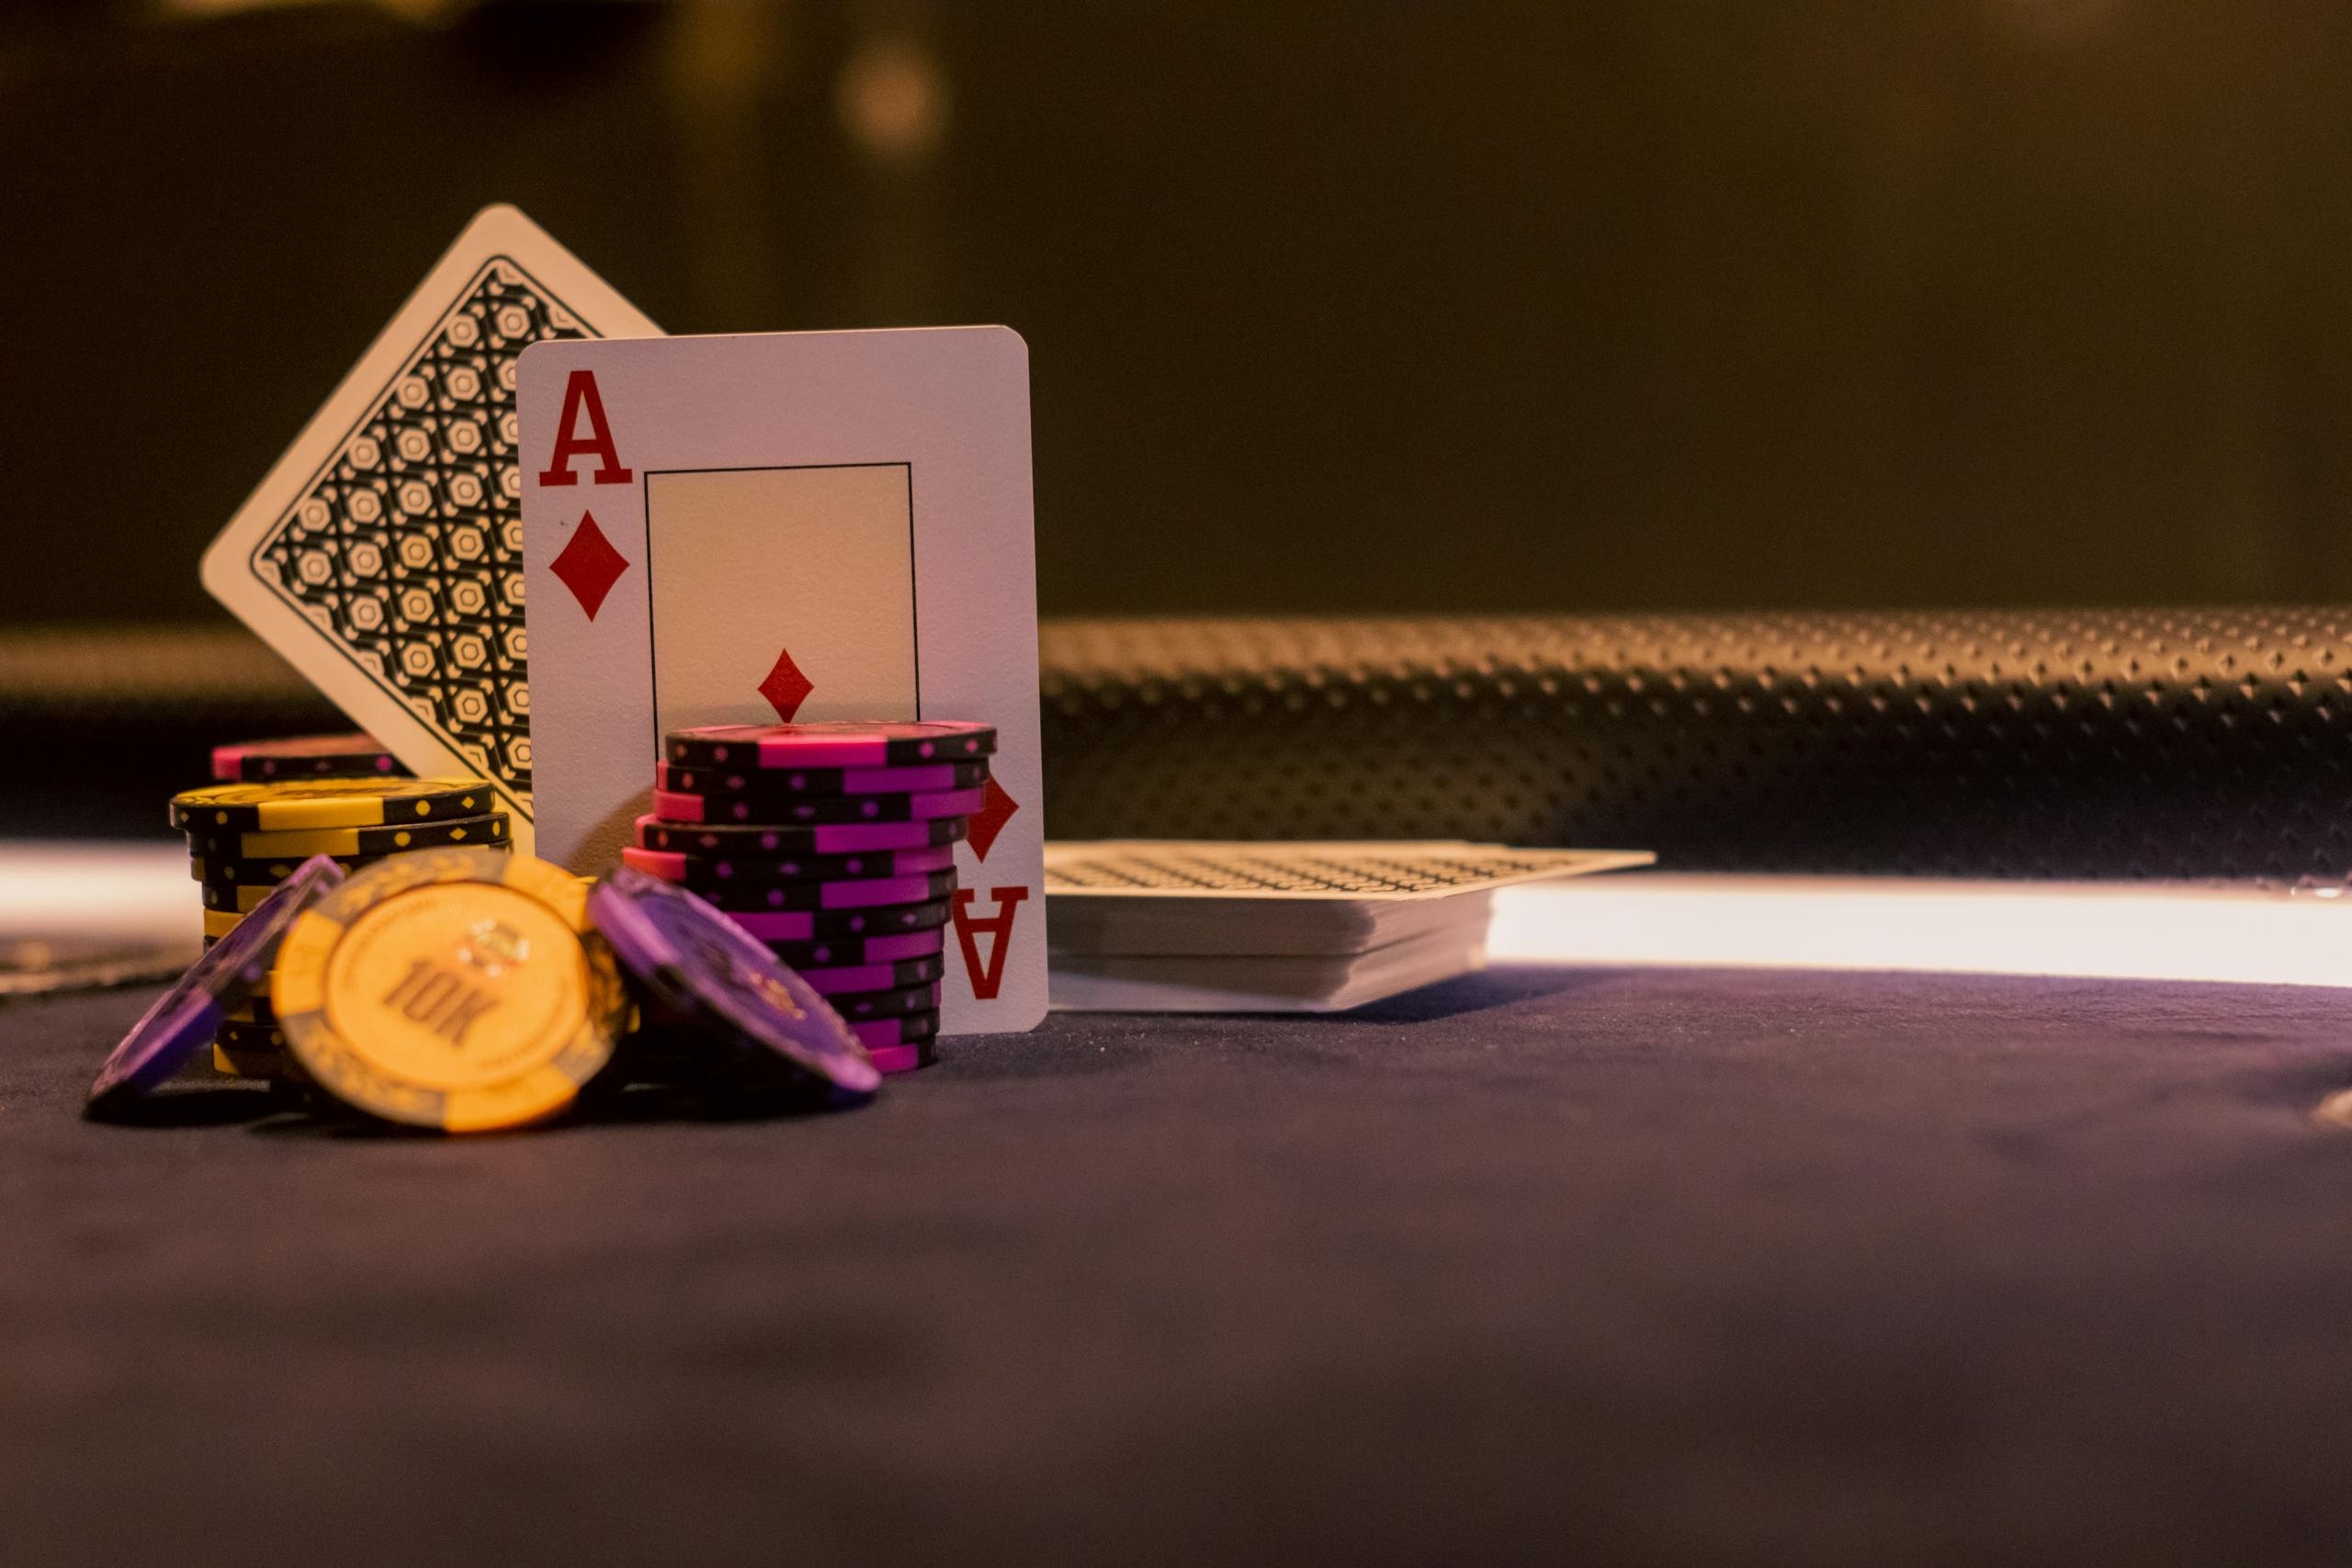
[1045,843,1654,1011]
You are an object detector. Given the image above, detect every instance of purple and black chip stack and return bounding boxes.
[620,720,999,1074]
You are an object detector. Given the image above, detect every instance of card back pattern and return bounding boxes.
[1042,842,1654,898]
[241,259,595,803]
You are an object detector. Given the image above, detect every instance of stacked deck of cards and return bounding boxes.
[620,720,999,1074]
[1044,842,1657,1012]
[171,743,512,1081]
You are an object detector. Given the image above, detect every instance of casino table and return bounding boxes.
[8,961,2352,1563]
[13,605,2352,1560]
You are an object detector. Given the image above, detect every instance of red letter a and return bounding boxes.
[537,369,634,487]
[950,886,1030,1002]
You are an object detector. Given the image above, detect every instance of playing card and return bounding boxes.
[200,205,662,855]
[518,327,1047,1035]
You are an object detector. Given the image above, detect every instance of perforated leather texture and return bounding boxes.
[8,615,2348,876]
[1037,611,2352,880]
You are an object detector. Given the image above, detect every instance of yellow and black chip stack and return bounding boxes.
[171,759,514,1084]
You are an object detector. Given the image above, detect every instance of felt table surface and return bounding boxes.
[7,965,2352,1565]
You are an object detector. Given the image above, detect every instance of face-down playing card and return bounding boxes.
[518,327,1048,1035]
[200,205,662,855]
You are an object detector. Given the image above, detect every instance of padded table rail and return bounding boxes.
[1040,610,2352,880]
[8,610,2352,878]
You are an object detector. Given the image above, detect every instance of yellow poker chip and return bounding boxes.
[214,1021,301,1074]
[212,1040,311,1088]
[186,812,511,863]
[205,882,294,915]
[202,908,244,940]
[191,852,374,885]
[221,994,276,1024]
[272,848,626,1133]
[170,778,497,834]
[212,1043,267,1077]
[221,976,284,1024]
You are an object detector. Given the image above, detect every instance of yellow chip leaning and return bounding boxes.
[272,848,626,1133]
[170,778,498,833]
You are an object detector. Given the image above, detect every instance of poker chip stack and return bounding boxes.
[89,847,886,1131]
[622,720,999,1075]
[170,746,512,1083]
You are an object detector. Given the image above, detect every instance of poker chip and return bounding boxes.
[212,1024,314,1089]
[634,814,964,855]
[211,1041,283,1077]
[653,757,989,800]
[185,811,511,863]
[587,864,880,1100]
[820,980,942,1021]
[201,870,412,915]
[212,1044,314,1099]
[85,855,345,1115]
[666,719,996,772]
[669,868,959,914]
[653,784,986,827]
[170,777,497,833]
[200,880,279,914]
[762,928,947,969]
[216,1019,289,1053]
[847,1010,940,1049]
[210,733,406,784]
[191,852,377,885]
[722,897,954,943]
[865,1041,937,1075]
[618,841,956,887]
[791,954,945,995]
[221,987,278,1025]
[201,908,246,941]
[272,848,628,1133]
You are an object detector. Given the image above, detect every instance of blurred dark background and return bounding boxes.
[4,0,2347,625]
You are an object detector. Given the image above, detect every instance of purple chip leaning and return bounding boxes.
[588,863,881,1100]
[85,854,346,1114]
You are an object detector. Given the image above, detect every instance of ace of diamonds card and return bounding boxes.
[517,327,1048,1034]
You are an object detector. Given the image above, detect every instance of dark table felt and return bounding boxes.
[6,966,2352,1565]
